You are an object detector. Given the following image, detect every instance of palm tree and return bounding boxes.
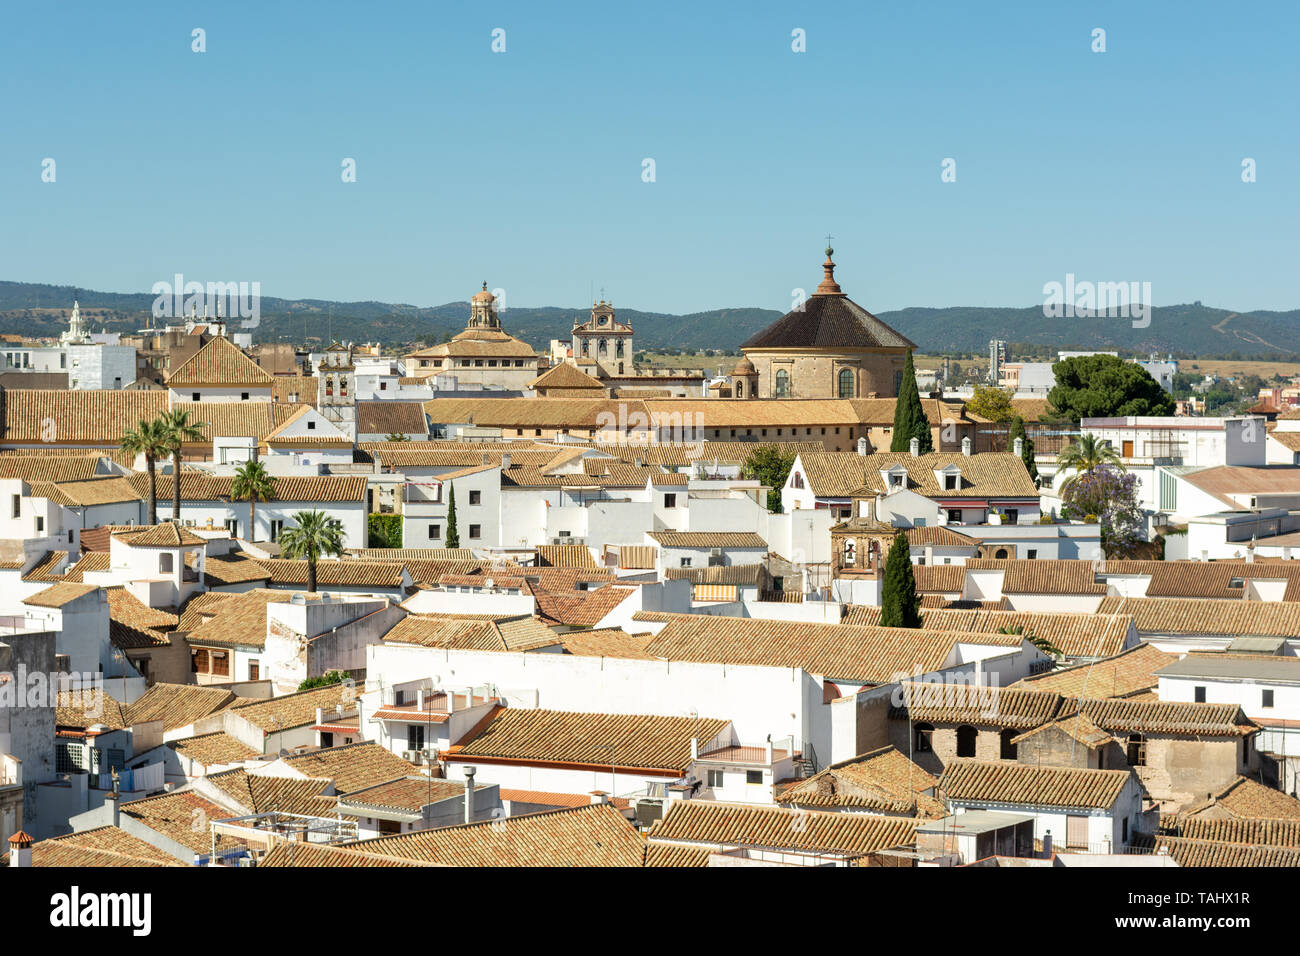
[160,409,206,521]
[119,418,171,524]
[1055,434,1124,492]
[231,460,277,542]
[278,509,346,593]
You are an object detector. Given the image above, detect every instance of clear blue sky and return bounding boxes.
[2,0,1296,314]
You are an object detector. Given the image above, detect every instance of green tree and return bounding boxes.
[445,483,459,549]
[1047,354,1175,422]
[742,444,797,513]
[385,433,409,442]
[965,385,1016,423]
[231,459,277,542]
[119,418,171,525]
[367,513,402,548]
[1056,434,1124,492]
[1008,416,1039,484]
[880,532,921,628]
[890,351,933,454]
[298,670,346,691]
[278,509,346,593]
[159,408,206,521]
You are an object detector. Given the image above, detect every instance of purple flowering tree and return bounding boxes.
[1060,464,1144,556]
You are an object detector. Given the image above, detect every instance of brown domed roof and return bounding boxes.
[741,249,915,352]
[732,357,756,375]
[471,282,495,303]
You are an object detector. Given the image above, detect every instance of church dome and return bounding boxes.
[732,357,756,376]
[471,282,495,303]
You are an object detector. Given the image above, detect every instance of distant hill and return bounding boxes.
[2,280,1298,358]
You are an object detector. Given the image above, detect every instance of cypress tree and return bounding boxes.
[880,532,921,628]
[1009,415,1039,484]
[890,350,932,454]
[445,483,459,548]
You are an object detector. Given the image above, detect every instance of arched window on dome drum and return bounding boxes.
[838,368,855,398]
[775,369,790,398]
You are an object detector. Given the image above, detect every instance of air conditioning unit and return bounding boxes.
[403,750,424,765]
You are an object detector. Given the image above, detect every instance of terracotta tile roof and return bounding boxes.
[339,776,466,812]
[638,612,1020,683]
[351,548,477,561]
[1149,834,1300,867]
[383,614,560,651]
[1178,465,1300,507]
[796,451,1037,499]
[534,544,599,569]
[893,681,1063,729]
[646,531,767,549]
[12,826,184,867]
[185,588,324,649]
[965,558,1108,595]
[0,454,103,481]
[648,800,919,857]
[901,525,978,548]
[350,802,645,866]
[22,550,70,582]
[530,582,636,628]
[271,374,317,405]
[23,580,99,608]
[121,790,245,855]
[128,472,368,503]
[0,389,165,443]
[1180,776,1300,819]
[449,707,727,774]
[919,596,1011,610]
[114,522,206,548]
[1064,697,1257,738]
[204,769,336,816]
[1167,815,1300,847]
[498,789,630,810]
[355,401,430,437]
[664,563,766,586]
[106,587,178,650]
[126,682,237,732]
[529,362,606,391]
[190,551,270,586]
[258,558,405,588]
[57,689,129,729]
[611,544,656,570]
[424,397,628,430]
[740,280,915,349]
[176,589,239,631]
[1105,560,1300,599]
[61,551,112,582]
[909,564,967,593]
[642,842,713,867]
[777,746,945,816]
[1011,643,1176,697]
[1096,596,1300,636]
[281,743,419,795]
[166,336,273,386]
[169,732,260,766]
[941,760,1133,810]
[1010,712,1116,749]
[558,628,656,659]
[45,477,142,507]
[230,683,358,734]
[844,606,1130,659]
[259,842,439,867]
[596,441,824,466]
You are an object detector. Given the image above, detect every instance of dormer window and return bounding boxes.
[945,473,959,491]
[884,467,908,490]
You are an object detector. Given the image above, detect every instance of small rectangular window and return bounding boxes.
[745,770,763,785]
[1263,689,1275,708]
[428,524,441,539]
[469,524,481,539]
[707,769,723,787]
[11,495,19,519]
[192,392,201,402]
[240,392,249,401]
[664,493,677,508]
[469,490,481,505]
[1194,686,1206,703]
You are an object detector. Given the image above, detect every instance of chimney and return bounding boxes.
[961,436,972,457]
[107,790,121,828]
[463,765,476,824]
[764,735,773,764]
[856,437,868,456]
[7,831,33,868]
[315,707,324,726]
[909,436,920,457]
[416,689,424,711]
[589,790,609,805]
[1013,436,1024,457]
[501,454,511,470]
[446,689,455,714]
[690,737,699,760]
[1042,829,1053,858]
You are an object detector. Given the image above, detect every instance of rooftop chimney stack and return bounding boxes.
[589,791,609,805]
[961,436,972,457]
[909,437,920,457]
[856,437,868,456]
[1042,830,1053,859]
[463,765,476,824]
[690,737,699,760]
[1013,437,1024,457]
[7,831,33,868]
